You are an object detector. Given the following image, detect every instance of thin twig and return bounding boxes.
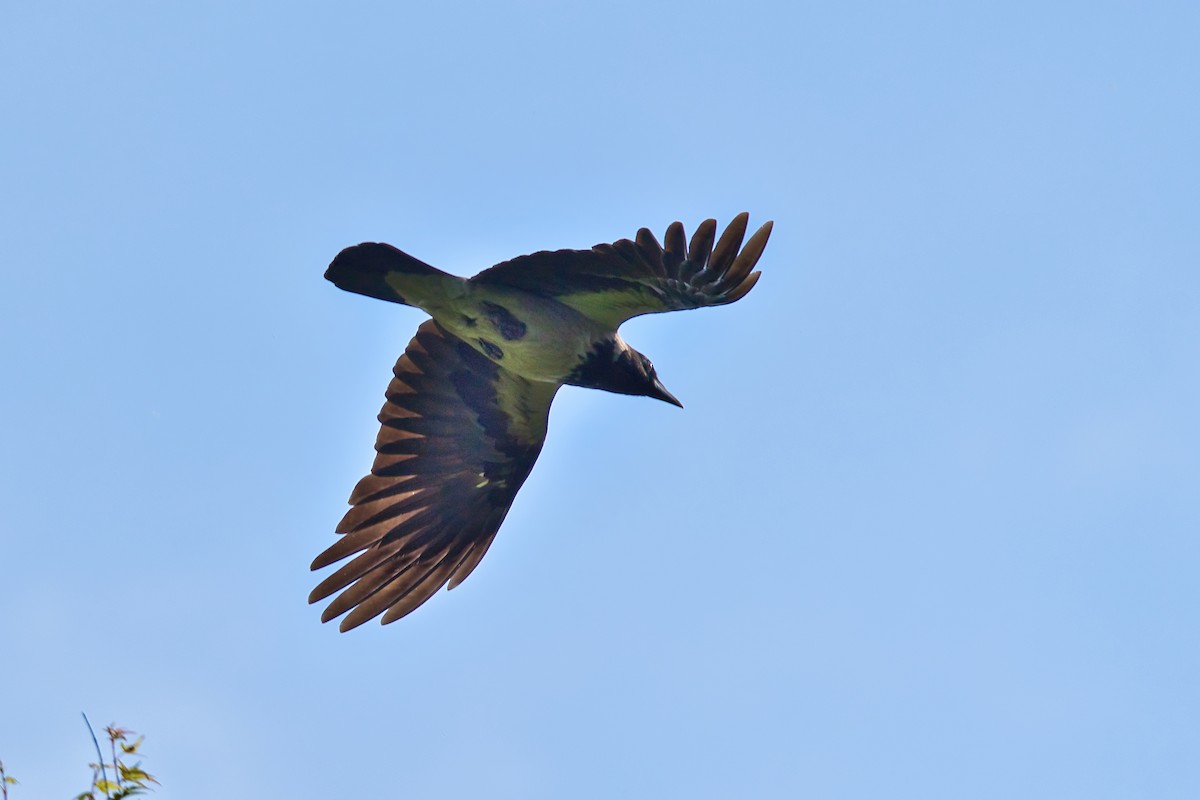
[109,730,119,793]
[81,713,110,799]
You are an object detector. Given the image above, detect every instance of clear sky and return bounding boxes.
[2,2,1198,797]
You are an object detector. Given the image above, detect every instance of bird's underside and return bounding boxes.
[311,212,773,630]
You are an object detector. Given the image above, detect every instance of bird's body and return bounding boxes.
[312,213,773,630]
[436,283,612,384]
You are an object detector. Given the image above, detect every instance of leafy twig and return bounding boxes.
[0,759,18,800]
[0,718,156,799]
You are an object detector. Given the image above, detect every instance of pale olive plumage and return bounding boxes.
[312,213,773,630]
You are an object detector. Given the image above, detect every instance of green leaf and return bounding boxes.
[112,789,148,799]
[118,762,158,784]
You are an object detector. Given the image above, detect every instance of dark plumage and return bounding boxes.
[312,213,773,629]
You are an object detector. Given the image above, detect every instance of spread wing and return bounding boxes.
[310,319,559,630]
[471,212,773,329]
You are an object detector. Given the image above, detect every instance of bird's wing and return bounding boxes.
[310,319,559,630]
[471,212,773,329]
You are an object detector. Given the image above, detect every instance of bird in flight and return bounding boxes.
[311,213,773,630]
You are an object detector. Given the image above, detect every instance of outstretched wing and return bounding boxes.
[310,319,559,630]
[471,212,773,329]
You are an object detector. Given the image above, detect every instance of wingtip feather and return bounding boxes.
[708,213,750,276]
[725,270,762,303]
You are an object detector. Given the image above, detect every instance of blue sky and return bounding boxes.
[2,1,1198,797]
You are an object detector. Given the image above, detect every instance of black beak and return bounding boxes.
[649,376,684,408]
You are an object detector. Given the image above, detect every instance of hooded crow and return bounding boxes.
[311,213,773,630]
